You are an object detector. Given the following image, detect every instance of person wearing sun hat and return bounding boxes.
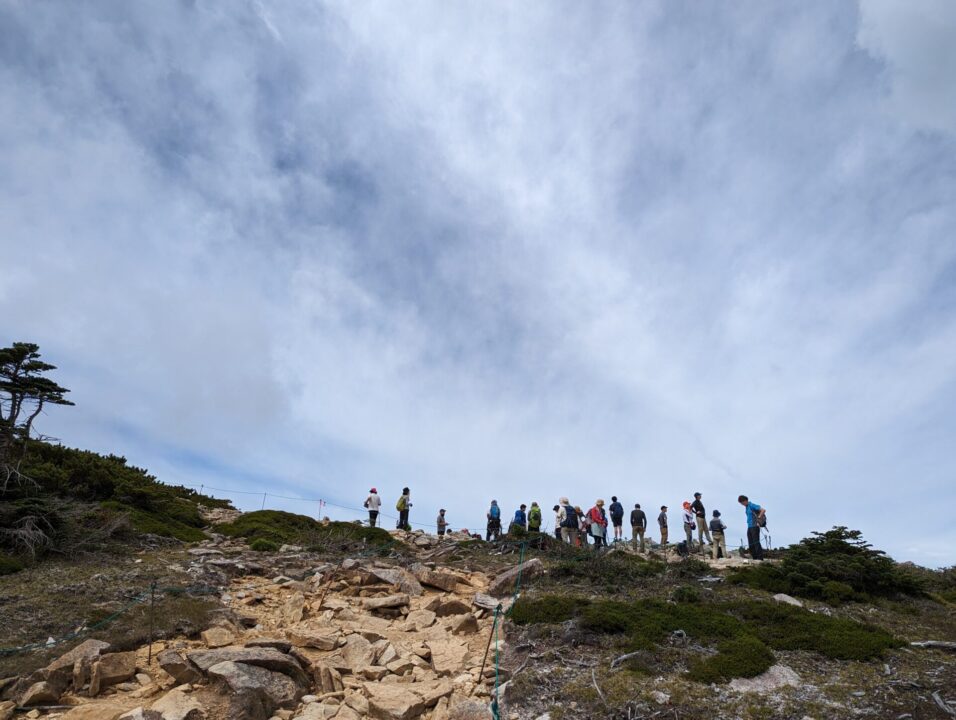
[364,488,382,527]
[681,501,696,552]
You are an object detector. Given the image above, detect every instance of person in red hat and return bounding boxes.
[364,488,382,527]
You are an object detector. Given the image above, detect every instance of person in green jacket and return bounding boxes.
[527,502,542,532]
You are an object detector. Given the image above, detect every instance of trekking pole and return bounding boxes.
[472,604,501,696]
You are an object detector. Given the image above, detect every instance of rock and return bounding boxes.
[378,644,399,666]
[368,568,423,597]
[472,595,508,612]
[19,681,61,706]
[435,600,471,618]
[0,700,14,720]
[280,593,307,625]
[150,686,206,720]
[330,635,376,672]
[425,640,469,676]
[246,638,294,653]
[118,709,163,720]
[449,614,479,635]
[446,701,493,720]
[364,594,411,610]
[208,660,302,711]
[404,610,437,631]
[188,647,309,687]
[772,594,804,608]
[202,627,236,648]
[487,559,544,597]
[13,639,112,703]
[288,628,339,651]
[729,665,801,694]
[333,706,361,720]
[361,666,388,680]
[156,650,202,685]
[366,684,426,720]
[650,690,670,705]
[345,693,369,716]
[386,659,414,675]
[89,651,137,696]
[295,704,339,720]
[62,704,126,720]
[411,566,459,592]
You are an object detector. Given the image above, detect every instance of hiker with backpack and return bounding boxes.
[587,500,608,550]
[658,505,669,547]
[528,502,542,532]
[709,510,727,560]
[630,503,647,552]
[395,488,412,530]
[364,488,382,527]
[511,504,528,533]
[437,509,449,538]
[486,500,502,541]
[557,497,579,546]
[608,496,625,543]
[681,501,696,552]
[691,492,712,547]
[738,495,766,560]
[576,505,589,546]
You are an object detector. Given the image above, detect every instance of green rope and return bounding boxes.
[491,605,501,720]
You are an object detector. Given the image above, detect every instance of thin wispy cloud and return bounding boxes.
[2,1,954,565]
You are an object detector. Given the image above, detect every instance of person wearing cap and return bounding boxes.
[364,488,382,527]
[681,501,696,552]
[691,492,712,547]
[395,487,412,530]
[658,505,669,546]
[557,497,579,546]
[630,503,647,552]
[608,496,625,543]
[709,510,727,560]
[437,509,449,538]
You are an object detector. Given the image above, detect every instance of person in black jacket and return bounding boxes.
[608,496,625,543]
[691,492,712,548]
[630,503,647,552]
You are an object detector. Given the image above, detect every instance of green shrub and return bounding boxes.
[218,511,395,549]
[511,595,590,625]
[669,557,711,579]
[672,585,701,603]
[550,551,665,586]
[580,601,633,634]
[0,552,24,575]
[728,527,923,603]
[687,636,774,684]
[732,601,901,660]
[250,538,279,552]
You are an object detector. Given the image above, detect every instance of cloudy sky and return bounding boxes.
[2,1,955,566]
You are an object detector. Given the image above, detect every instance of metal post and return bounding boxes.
[261,492,267,510]
[147,581,156,664]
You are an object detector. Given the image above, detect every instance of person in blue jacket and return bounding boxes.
[511,504,527,533]
[738,494,766,560]
[486,500,502,541]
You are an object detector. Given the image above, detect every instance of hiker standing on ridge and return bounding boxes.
[437,509,448,538]
[738,494,766,560]
[608,496,625,543]
[587,499,608,550]
[364,488,381,528]
[528,502,542,532]
[395,488,412,530]
[576,505,588,546]
[486,500,502,542]
[630,503,647,552]
[558,497,579,545]
[710,510,727,560]
[552,505,562,540]
[692,492,712,547]
[512,504,528,533]
[681,502,696,552]
[658,505,669,546]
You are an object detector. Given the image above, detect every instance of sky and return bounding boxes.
[2,1,955,567]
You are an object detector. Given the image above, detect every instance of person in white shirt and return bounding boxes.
[364,488,382,527]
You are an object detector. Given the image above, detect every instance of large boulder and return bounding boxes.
[425,640,469,676]
[435,600,471,617]
[62,704,126,720]
[288,627,339,651]
[363,594,410,611]
[187,647,309,687]
[18,681,61,707]
[201,627,236,648]
[156,650,202,685]
[89,651,137,696]
[366,684,426,720]
[208,660,303,719]
[411,565,459,593]
[13,639,111,703]
[279,593,307,626]
[487,559,544,597]
[368,568,423,597]
[150,686,205,720]
[326,635,376,673]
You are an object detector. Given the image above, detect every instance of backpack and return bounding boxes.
[396,495,408,511]
[676,541,689,557]
[528,507,542,526]
[561,505,578,528]
[489,505,500,520]
[757,510,768,528]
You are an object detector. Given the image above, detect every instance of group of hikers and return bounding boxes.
[363,487,768,560]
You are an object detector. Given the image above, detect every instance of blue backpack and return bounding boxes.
[489,504,500,519]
